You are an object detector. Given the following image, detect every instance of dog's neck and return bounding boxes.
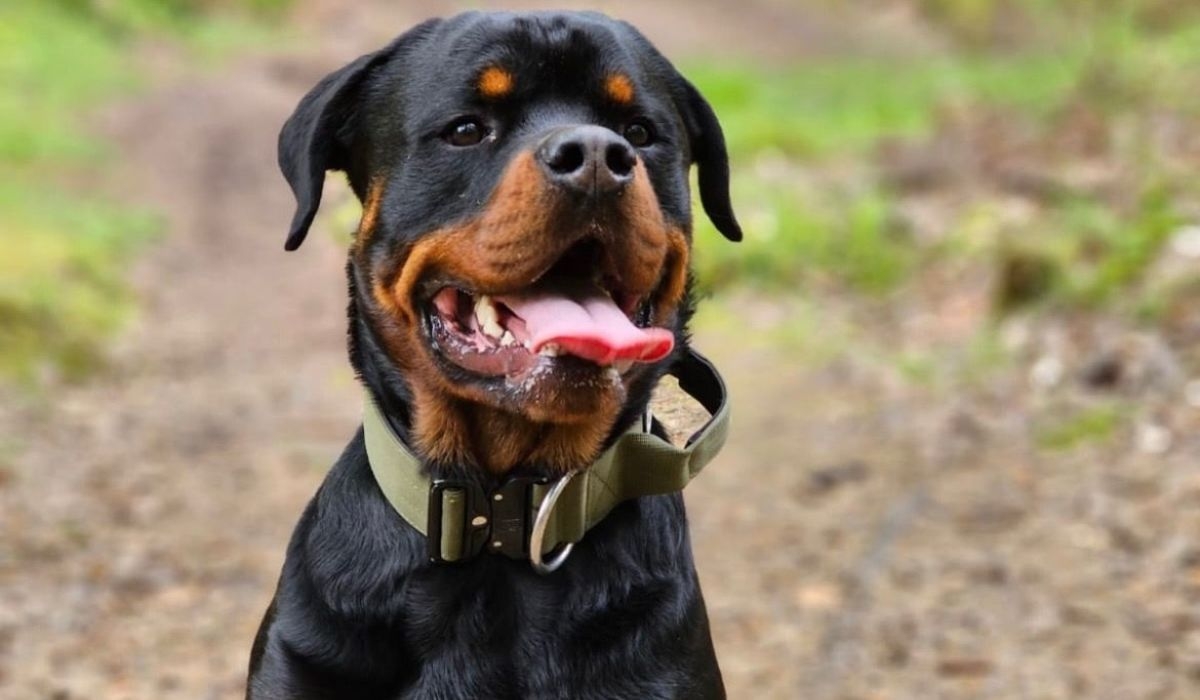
[365,365,659,475]
[403,389,620,474]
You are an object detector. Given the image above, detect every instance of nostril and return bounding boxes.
[605,143,636,178]
[546,142,586,175]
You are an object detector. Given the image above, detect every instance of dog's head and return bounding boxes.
[279,12,739,473]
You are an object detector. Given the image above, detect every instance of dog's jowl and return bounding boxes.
[248,12,740,699]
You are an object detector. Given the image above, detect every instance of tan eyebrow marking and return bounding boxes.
[478,66,515,99]
[605,74,635,105]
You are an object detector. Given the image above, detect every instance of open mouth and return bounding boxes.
[422,241,675,379]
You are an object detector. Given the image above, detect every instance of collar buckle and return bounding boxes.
[425,476,555,563]
[488,475,551,560]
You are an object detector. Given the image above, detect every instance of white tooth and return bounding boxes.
[614,360,633,373]
[474,294,505,339]
[500,330,516,347]
[538,343,562,357]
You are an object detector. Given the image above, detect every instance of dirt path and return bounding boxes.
[2,2,1199,699]
[0,2,836,696]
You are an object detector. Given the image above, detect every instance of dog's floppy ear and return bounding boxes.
[675,76,742,242]
[617,21,740,241]
[278,20,439,251]
[279,52,385,251]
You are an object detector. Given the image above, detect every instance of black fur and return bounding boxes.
[251,12,738,699]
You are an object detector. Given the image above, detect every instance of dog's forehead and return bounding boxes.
[454,12,633,68]
[398,12,648,106]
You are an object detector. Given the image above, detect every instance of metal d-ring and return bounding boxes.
[529,471,577,575]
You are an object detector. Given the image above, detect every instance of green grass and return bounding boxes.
[1035,403,1124,450]
[1056,186,1184,306]
[0,0,288,386]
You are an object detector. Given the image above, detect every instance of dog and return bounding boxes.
[248,11,741,699]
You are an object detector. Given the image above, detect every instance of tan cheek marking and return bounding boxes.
[655,228,690,320]
[387,236,448,325]
[478,66,515,99]
[388,152,551,321]
[371,278,403,319]
[605,74,635,105]
[355,176,387,249]
[615,161,672,294]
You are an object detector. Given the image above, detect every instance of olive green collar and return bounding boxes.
[362,349,730,573]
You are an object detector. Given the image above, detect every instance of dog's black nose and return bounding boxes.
[537,126,637,196]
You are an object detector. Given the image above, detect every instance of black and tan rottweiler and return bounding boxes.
[248,11,741,699]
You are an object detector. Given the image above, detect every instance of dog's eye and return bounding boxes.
[442,118,489,147]
[623,120,654,148]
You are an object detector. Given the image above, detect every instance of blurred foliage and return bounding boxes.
[687,55,1078,159]
[694,174,917,294]
[46,0,292,32]
[688,0,1200,311]
[916,0,1200,49]
[5,0,1198,387]
[0,185,158,381]
[0,0,288,384]
[1035,402,1124,449]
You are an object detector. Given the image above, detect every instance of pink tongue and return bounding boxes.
[497,289,674,366]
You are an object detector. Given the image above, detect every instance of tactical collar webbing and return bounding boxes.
[362,349,730,573]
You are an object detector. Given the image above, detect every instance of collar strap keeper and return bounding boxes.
[362,348,731,572]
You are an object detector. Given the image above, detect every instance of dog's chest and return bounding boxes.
[391,574,700,699]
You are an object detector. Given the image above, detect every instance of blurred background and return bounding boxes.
[1,0,1199,697]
